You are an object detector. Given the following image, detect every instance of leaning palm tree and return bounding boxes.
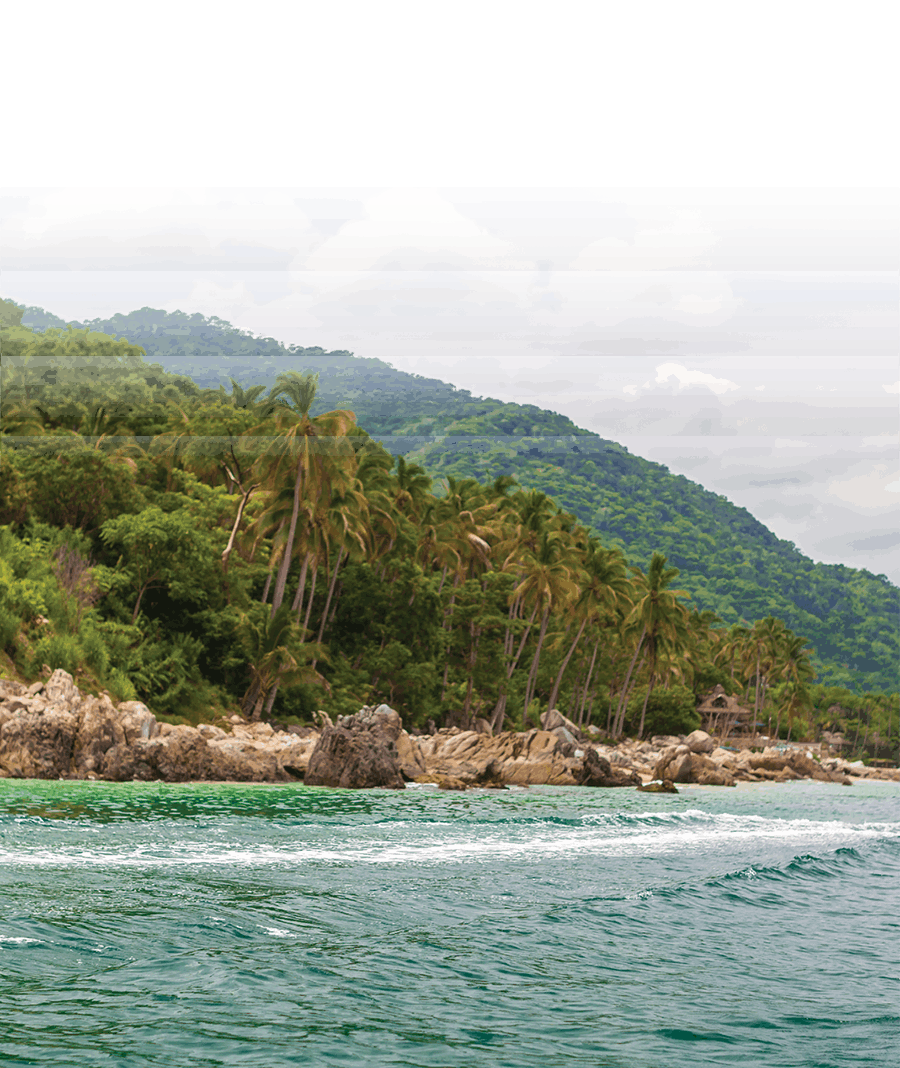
[546,542,631,712]
[614,553,690,738]
[238,603,324,720]
[260,371,356,617]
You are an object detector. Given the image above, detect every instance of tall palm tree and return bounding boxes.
[261,371,356,617]
[513,531,578,725]
[615,553,690,738]
[546,542,630,712]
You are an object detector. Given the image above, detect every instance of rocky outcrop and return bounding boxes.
[0,671,318,783]
[578,748,641,788]
[653,745,735,786]
[409,727,582,787]
[2,671,895,788]
[305,704,405,789]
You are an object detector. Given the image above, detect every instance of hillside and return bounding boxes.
[10,302,899,692]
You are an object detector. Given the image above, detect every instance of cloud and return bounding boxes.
[572,207,717,273]
[670,292,725,311]
[654,362,739,395]
[827,465,900,508]
[1,189,316,271]
[300,189,514,271]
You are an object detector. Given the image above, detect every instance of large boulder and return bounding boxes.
[0,705,79,778]
[578,748,641,788]
[413,727,581,787]
[305,704,405,789]
[72,693,127,776]
[684,730,715,754]
[654,744,735,786]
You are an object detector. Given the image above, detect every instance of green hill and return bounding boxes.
[10,302,899,692]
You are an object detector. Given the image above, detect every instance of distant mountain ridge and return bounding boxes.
[14,303,899,692]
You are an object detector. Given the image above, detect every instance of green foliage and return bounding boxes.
[31,633,83,676]
[623,685,700,738]
[40,302,893,694]
[0,298,896,736]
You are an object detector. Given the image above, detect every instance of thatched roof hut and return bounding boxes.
[697,684,754,737]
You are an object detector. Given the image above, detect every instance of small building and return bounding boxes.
[697,684,754,739]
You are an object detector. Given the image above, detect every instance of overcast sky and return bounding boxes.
[3,187,897,580]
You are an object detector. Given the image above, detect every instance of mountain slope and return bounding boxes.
[12,303,899,691]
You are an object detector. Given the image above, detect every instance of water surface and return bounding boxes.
[1,779,898,1067]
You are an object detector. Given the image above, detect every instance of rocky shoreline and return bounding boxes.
[1,670,897,789]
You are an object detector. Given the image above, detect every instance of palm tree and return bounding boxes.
[615,553,690,738]
[512,531,578,725]
[261,371,356,617]
[238,604,317,720]
[546,542,630,713]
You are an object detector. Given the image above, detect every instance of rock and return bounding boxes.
[654,744,735,786]
[651,735,683,748]
[396,730,427,780]
[305,704,405,789]
[684,730,715,754]
[116,701,160,745]
[638,779,678,793]
[579,747,641,788]
[72,694,126,776]
[695,766,736,787]
[540,708,587,742]
[43,668,80,707]
[0,706,79,778]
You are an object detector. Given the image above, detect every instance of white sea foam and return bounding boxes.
[0,814,898,869]
[0,936,43,944]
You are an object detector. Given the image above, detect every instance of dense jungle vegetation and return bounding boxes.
[1,299,897,752]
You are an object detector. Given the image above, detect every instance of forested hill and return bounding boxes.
[12,304,900,692]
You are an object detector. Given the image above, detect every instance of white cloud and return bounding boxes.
[19,189,208,239]
[300,189,514,271]
[774,438,810,449]
[670,292,721,311]
[828,465,900,508]
[3,187,316,254]
[572,207,721,273]
[654,362,739,395]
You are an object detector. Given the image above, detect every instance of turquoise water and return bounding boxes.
[1,780,898,1068]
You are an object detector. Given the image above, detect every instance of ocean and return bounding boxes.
[1,779,898,1068]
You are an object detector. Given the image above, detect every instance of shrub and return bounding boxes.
[0,605,20,652]
[623,684,700,738]
[32,632,83,676]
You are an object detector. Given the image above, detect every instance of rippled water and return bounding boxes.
[1,780,898,1068]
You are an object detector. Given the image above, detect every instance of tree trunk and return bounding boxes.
[316,546,345,645]
[578,640,600,726]
[522,605,550,726]
[547,616,587,712]
[613,628,646,737]
[463,622,481,717]
[221,483,258,569]
[490,599,538,730]
[290,552,311,614]
[270,458,304,615]
[302,563,318,634]
[637,670,654,739]
[614,649,647,738]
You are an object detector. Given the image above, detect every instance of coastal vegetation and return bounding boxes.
[1,298,897,754]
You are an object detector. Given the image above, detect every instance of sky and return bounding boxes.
[3,188,897,580]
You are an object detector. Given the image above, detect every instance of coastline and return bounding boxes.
[2,669,897,789]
